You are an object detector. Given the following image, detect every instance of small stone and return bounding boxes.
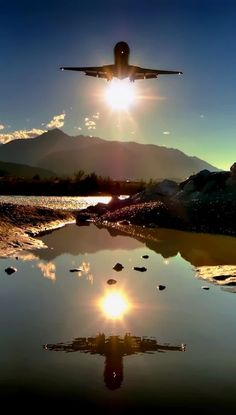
[113,263,124,272]
[201,286,210,290]
[142,255,149,259]
[118,220,130,225]
[157,284,166,291]
[107,279,117,285]
[5,267,17,275]
[133,267,147,272]
[70,268,82,272]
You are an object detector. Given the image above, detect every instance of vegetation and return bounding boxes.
[0,170,147,196]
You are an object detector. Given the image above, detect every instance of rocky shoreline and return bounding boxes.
[77,165,236,237]
[1,165,236,257]
[0,203,75,257]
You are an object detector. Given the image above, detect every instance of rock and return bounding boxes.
[142,255,149,259]
[76,212,92,223]
[113,263,124,271]
[5,267,17,275]
[180,170,211,191]
[15,257,18,260]
[107,196,128,211]
[201,286,210,290]
[118,220,130,225]
[182,179,196,194]
[230,162,236,177]
[131,179,179,203]
[70,268,82,272]
[133,267,147,272]
[153,180,179,197]
[157,284,166,291]
[107,279,117,285]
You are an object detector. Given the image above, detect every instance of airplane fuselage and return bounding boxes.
[60,41,183,82]
[114,41,130,79]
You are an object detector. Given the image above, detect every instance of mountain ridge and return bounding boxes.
[0,129,219,180]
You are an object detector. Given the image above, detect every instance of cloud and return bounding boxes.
[84,113,100,131]
[163,131,170,135]
[200,114,205,118]
[37,261,56,281]
[85,119,96,130]
[0,112,66,144]
[47,113,65,129]
[0,128,46,144]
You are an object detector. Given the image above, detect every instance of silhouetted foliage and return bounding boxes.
[0,172,147,196]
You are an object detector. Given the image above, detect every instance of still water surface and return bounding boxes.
[0,197,236,410]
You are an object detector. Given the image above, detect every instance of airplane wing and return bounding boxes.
[60,66,112,80]
[130,66,183,80]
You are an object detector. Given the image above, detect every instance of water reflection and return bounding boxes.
[100,291,130,319]
[35,223,143,261]
[99,225,236,267]
[37,261,56,281]
[44,333,186,390]
[29,223,236,290]
[36,223,236,267]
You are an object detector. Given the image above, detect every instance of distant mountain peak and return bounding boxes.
[42,128,68,137]
[0,129,219,180]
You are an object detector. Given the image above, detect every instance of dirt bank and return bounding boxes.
[0,203,75,257]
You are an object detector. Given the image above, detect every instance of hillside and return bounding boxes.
[0,160,55,179]
[0,129,219,180]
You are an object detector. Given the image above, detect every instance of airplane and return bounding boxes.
[60,41,183,82]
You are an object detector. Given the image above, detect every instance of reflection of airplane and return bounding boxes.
[44,333,186,390]
[60,41,183,82]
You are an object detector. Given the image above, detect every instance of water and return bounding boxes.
[0,195,113,210]
[1,199,236,410]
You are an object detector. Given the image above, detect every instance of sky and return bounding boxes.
[0,0,236,169]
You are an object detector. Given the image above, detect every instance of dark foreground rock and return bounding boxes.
[78,165,236,237]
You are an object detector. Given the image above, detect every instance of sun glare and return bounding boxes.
[104,79,136,111]
[100,291,130,319]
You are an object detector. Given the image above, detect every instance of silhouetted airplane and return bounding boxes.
[60,41,183,82]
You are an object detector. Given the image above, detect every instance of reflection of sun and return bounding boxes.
[100,291,130,319]
[104,79,136,111]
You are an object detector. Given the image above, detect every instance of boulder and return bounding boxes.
[131,179,179,203]
[180,170,211,192]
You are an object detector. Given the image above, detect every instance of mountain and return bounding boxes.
[0,129,219,180]
[0,160,55,179]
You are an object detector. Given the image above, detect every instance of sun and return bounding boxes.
[100,291,130,319]
[104,78,136,111]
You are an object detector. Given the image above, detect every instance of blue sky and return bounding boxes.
[0,0,236,169]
